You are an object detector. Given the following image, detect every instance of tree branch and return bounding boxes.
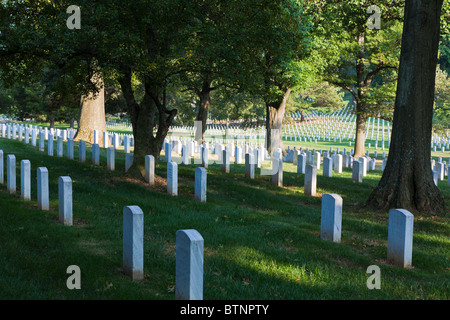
[117,65,140,120]
[181,87,201,95]
[365,65,397,85]
[326,79,358,101]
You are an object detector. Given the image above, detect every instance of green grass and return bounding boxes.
[0,137,449,299]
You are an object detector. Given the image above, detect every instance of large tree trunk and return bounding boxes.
[300,110,305,122]
[195,79,212,144]
[129,92,160,177]
[367,0,445,214]
[353,33,367,158]
[265,89,291,155]
[119,71,177,179]
[353,104,368,158]
[75,73,107,145]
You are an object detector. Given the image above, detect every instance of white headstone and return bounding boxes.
[145,155,155,185]
[272,158,283,187]
[92,144,100,165]
[352,160,362,183]
[297,153,306,174]
[107,147,115,171]
[79,140,86,162]
[201,146,209,169]
[222,150,230,173]
[125,153,134,172]
[323,157,333,177]
[334,154,343,173]
[195,167,207,202]
[165,142,172,163]
[304,165,317,196]
[93,130,99,145]
[48,134,54,156]
[67,138,74,160]
[58,176,73,226]
[320,193,343,243]
[20,160,31,201]
[167,162,178,196]
[387,209,414,268]
[123,205,144,281]
[103,131,109,148]
[7,154,16,194]
[175,229,204,300]
[57,136,63,157]
[245,153,255,179]
[39,131,45,152]
[37,167,49,210]
[359,157,367,177]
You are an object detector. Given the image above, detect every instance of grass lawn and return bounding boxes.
[0,136,448,300]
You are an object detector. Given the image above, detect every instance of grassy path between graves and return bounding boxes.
[0,138,448,299]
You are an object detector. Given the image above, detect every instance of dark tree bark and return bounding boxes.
[330,33,397,159]
[353,33,368,159]
[195,79,213,144]
[75,75,107,145]
[367,0,445,214]
[265,88,291,155]
[119,68,177,179]
[353,105,368,159]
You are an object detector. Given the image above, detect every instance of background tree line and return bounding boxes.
[0,0,449,213]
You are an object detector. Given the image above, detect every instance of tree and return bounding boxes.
[0,1,103,133]
[179,0,311,147]
[288,81,349,119]
[209,89,265,126]
[367,0,446,214]
[438,35,450,74]
[0,0,193,178]
[433,66,450,132]
[0,0,314,177]
[0,78,44,120]
[176,0,240,143]
[41,68,82,128]
[75,70,107,145]
[103,0,193,177]
[165,86,197,127]
[308,1,404,158]
[243,0,313,154]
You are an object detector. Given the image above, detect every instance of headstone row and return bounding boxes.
[0,150,73,226]
[320,193,414,268]
[122,205,204,300]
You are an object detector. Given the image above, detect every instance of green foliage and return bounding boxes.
[0,74,46,120]
[307,0,403,117]
[441,0,450,35]
[166,87,197,126]
[434,66,450,132]
[2,0,445,135]
[104,84,127,115]
[287,81,348,115]
[209,89,265,124]
[439,35,450,75]
[242,0,313,104]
